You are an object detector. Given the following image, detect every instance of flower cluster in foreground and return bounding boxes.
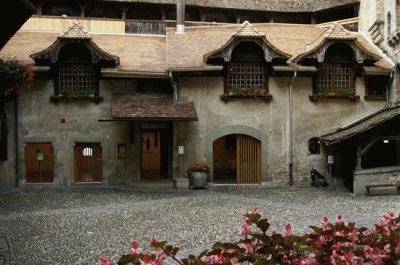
[101,211,400,264]
[0,58,34,97]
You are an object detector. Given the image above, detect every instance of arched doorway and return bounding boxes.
[213,134,261,184]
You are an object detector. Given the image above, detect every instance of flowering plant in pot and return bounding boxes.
[187,163,209,188]
[187,163,210,174]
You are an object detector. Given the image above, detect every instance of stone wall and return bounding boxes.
[175,75,385,186]
[12,78,140,186]
[353,165,400,195]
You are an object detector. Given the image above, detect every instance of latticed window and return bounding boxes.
[314,42,355,97]
[315,63,353,95]
[58,64,96,94]
[225,41,267,97]
[228,62,265,92]
[56,43,98,99]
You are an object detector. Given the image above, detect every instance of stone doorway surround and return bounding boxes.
[206,125,270,183]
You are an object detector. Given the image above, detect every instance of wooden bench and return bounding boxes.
[365,184,400,195]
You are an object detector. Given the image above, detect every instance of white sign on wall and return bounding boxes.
[178,146,184,155]
[328,155,334,164]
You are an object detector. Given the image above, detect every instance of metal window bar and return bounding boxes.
[59,64,96,94]
[228,62,264,92]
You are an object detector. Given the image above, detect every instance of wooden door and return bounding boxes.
[141,131,161,179]
[237,135,261,184]
[25,143,54,183]
[74,143,102,182]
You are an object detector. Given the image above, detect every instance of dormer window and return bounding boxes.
[225,41,268,97]
[314,43,355,97]
[56,43,98,99]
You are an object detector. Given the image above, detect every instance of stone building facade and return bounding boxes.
[0,0,396,191]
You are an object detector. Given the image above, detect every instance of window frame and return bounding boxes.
[225,61,267,95]
[364,74,389,100]
[314,61,355,96]
[57,62,98,96]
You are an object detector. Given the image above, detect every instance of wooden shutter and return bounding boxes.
[237,135,261,184]
[25,143,54,183]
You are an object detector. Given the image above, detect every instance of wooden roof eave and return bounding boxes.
[291,37,382,64]
[204,36,290,64]
[30,38,120,67]
[320,106,400,146]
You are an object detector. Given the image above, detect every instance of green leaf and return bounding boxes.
[154,241,167,249]
[245,213,261,223]
[309,226,322,233]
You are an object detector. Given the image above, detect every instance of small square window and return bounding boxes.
[365,75,389,98]
[308,138,320,155]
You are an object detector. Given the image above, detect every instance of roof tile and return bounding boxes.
[112,94,198,120]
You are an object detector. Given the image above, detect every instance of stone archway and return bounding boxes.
[206,125,270,183]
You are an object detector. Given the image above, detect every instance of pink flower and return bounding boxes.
[251,208,258,214]
[101,257,113,265]
[285,224,292,238]
[231,257,239,264]
[240,223,251,238]
[335,215,345,225]
[150,239,158,248]
[362,229,374,237]
[143,252,152,263]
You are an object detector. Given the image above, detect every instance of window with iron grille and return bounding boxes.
[227,62,266,95]
[58,64,96,96]
[224,41,268,97]
[315,63,354,96]
[314,42,356,97]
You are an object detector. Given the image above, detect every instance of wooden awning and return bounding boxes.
[320,106,400,145]
[363,66,392,75]
[110,94,198,121]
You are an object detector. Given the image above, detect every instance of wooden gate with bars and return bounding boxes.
[74,143,102,183]
[25,143,54,183]
[236,135,261,184]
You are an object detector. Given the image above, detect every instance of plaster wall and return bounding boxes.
[176,76,385,186]
[13,78,139,186]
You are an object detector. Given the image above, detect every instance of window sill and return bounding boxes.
[220,94,273,102]
[309,95,360,102]
[364,96,386,101]
[50,95,103,103]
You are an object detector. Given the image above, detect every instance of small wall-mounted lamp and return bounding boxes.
[383,139,390,144]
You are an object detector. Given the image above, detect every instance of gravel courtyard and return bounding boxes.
[0,185,399,265]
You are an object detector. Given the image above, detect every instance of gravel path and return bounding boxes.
[0,185,399,265]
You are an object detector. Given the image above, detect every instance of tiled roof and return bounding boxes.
[101,0,359,12]
[321,106,400,145]
[290,23,383,62]
[167,23,323,69]
[112,94,198,120]
[0,31,167,74]
[323,23,355,40]
[233,21,265,38]
[0,21,389,73]
[60,22,90,39]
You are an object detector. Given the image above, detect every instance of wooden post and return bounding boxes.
[356,145,362,169]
